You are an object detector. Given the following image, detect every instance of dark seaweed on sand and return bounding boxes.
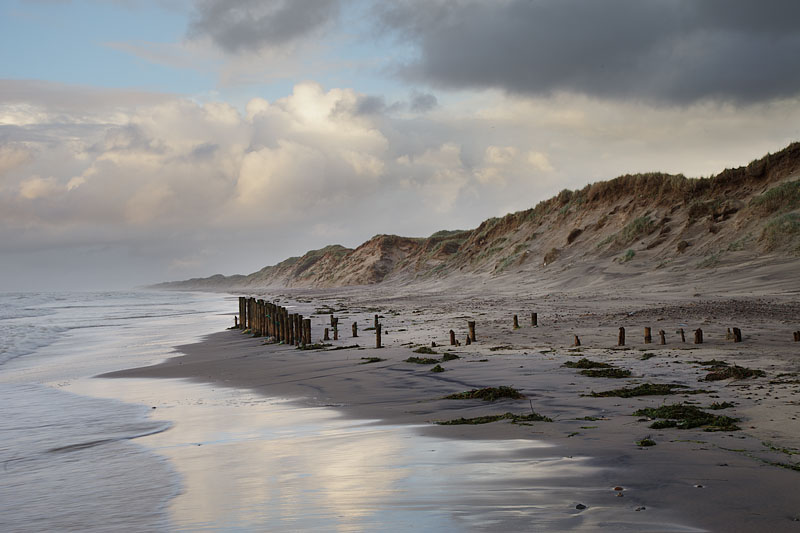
[444,386,525,401]
[589,383,707,398]
[437,411,552,425]
[563,358,612,369]
[634,403,740,431]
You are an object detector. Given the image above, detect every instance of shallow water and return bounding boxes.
[0,291,697,532]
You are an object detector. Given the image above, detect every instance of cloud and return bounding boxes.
[2,79,799,290]
[376,0,800,104]
[188,0,341,53]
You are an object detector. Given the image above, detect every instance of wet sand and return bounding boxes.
[107,277,800,531]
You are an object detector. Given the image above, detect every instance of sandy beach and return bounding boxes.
[107,266,800,532]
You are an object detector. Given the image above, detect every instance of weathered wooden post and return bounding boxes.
[794,331,800,342]
[324,327,330,341]
[352,322,358,337]
[644,327,652,344]
[303,318,311,345]
[513,315,519,329]
[726,328,733,341]
[573,335,581,347]
[468,321,476,342]
[658,329,666,345]
[238,297,244,329]
[234,316,238,328]
[732,327,742,343]
[374,314,379,329]
[449,329,456,346]
[531,312,538,327]
[679,328,686,342]
[333,317,339,341]
[376,323,382,348]
[618,327,625,346]
[465,335,471,345]
[694,328,703,344]
[291,313,297,345]
[297,314,303,346]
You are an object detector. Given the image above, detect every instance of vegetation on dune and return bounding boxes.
[437,411,552,425]
[634,404,740,432]
[760,213,800,252]
[750,179,800,215]
[444,386,525,401]
[618,216,656,245]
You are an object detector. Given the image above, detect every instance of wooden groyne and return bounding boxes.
[237,296,310,346]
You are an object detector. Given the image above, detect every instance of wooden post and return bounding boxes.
[376,323,382,348]
[303,318,311,345]
[658,329,666,345]
[531,312,538,327]
[234,316,238,328]
[694,328,703,344]
[726,328,733,341]
[238,297,244,329]
[352,322,358,337]
[513,315,519,329]
[618,327,625,346]
[449,329,456,346]
[465,335,471,345]
[573,335,581,347]
[333,317,339,341]
[644,327,652,344]
[680,328,686,342]
[374,314,379,329]
[468,321,476,342]
[324,327,330,341]
[794,331,800,342]
[732,327,742,343]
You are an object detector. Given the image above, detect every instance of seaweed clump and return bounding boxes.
[580,368,632,378]
[405,356,439,364]
[703,365,765,381]
[563,358,612,369]
[634,403,740,431]
[590,383,703,398]
[441,353,460,361]
[359,357,385,364]
[413,346,438,355]
[444,386,525,401]
[437,411,552,425]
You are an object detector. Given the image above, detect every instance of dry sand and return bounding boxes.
[108,265,800,531]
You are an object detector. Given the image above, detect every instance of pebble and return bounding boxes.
[613,486,624,491]
[694,484,704,488]
[575,504,587,510]
[635,506,646,512]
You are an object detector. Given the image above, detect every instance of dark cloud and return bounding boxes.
[376,0,800,104]
[409,90,437,112]
[188,0,340,53]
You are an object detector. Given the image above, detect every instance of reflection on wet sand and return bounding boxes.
[71,378,694,532]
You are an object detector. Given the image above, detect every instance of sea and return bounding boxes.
[0,290,690,532]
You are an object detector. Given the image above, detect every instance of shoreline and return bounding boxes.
[105,285,800,531]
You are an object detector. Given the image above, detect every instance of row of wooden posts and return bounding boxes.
[236,298,799,349]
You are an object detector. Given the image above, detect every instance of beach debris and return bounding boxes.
[694,328,703,344]
[618,327,625,346]
[444,386,525,401]
[644,327,652,344]
[613,486,624,491]
[633,403,740,431]
[641,352,656,360]
[468,321,476,342]
[635,507,646,512]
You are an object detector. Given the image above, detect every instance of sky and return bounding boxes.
[1,0,799,291]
